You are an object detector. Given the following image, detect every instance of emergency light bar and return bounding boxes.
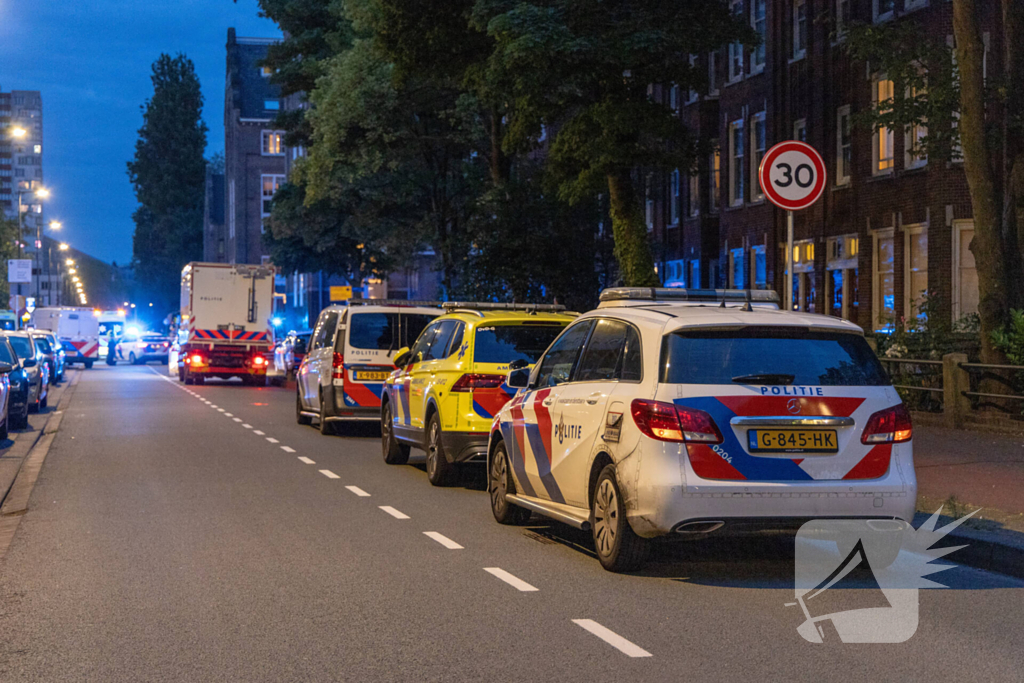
[346,299,444,307]
[599,287,780,305]
[441,302,567,313]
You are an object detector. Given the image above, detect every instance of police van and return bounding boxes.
[487,288,915,572]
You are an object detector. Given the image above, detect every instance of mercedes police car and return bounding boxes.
[487,288,915,572]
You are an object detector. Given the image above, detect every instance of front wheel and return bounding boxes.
[129,352,138,365]
[425,412,456,486]
[381,401,410,465]
[592,465,650,572]
[489,441,531,525]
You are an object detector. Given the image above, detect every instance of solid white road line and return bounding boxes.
[380,506,410,520]
[298,457,315,464]
[571,620,652,658]
[345,485,370,497]
[242,424,253,429]
[253,430,265,436]
[232,417,243,422]
[423,531,462,549]
[281,446,295,453]
[266,437,279,444]
[319,469,340,479]
[484,567,538,592]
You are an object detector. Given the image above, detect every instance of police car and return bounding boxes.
[487,288,916,572]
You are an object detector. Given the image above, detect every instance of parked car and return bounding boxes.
[29,330,60,385]
[0,336,30,429]
[41,331,66,382]
[486,287,916,572]
[7,332,48,412]
[382,303,573,486]
[118,334,171,364]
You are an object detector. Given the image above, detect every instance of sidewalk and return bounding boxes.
[0,378,73,506]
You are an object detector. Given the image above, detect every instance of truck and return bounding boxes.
[179,262,275,385]
[30,306,101,368]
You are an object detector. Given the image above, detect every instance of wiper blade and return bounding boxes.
[731,373,795,385]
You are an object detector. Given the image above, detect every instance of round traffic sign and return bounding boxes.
[758,141,826,211]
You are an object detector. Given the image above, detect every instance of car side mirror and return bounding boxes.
[509,358,529,371]
[0,363,11,374]
[392,346,412,368]
[506,367,530,389]
[22,358,36,368]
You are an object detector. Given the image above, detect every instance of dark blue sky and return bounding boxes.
[0,0,280,265]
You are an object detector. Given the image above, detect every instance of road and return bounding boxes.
[0,365,1022,681]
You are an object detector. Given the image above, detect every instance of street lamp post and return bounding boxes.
[14,187,48,328]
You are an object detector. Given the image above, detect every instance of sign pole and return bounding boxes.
[786,210,794,311]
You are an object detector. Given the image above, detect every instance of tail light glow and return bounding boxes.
[630,399,722,443]
[189,354,205,366]
[861,404,913,444]
[252,355,266,367]
[332,352,344,379]
[451,374,505,392]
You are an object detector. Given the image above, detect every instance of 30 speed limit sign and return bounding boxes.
[758,141,826,211]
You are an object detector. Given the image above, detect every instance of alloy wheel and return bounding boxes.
[593,479,618,556]
[490,449,508,512]
[426,421,439,478]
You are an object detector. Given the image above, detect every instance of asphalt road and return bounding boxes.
[1,365,1023,681]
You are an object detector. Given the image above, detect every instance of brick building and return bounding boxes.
[648,0,994,332]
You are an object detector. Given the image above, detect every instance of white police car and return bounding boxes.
[487,288,916,572]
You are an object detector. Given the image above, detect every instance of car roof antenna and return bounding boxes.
[742,289,753,312]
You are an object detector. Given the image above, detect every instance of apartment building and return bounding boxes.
[649,0,993,332]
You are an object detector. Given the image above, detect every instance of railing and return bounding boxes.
[959,362,1024,411]
[879,357,944,413]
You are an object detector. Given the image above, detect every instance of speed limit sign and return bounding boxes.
[758,141,826,211]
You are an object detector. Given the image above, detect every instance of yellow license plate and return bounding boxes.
[748,429,838,453]
[354,370,389,382]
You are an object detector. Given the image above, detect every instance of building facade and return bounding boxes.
[648,0,992,333]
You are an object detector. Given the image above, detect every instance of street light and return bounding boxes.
[59,243,68,251]
[13,186,50,327]
[65,258,74,266]
[9,126,26,139]
[49,221,61,230]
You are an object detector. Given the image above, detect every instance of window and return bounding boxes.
[228,179,236,239]
[836,0,852,39]
[690,260,701,288]
[261,130,284,156]
[905,227,928,321]
[793,118,807,142]
[873,0,895,22]
[827,235,859,320]
[729,247,746,288]
[728,0,744,82]
[264,99,280,111]
[905,85,928,169]
[752,245,767,289]
[793,0,807,59]
[645,174,654,231]
[664,259,686,286]
[687,56,699,103]
[261,65,272,77]
[476,324,567,365]
[533,321,594,388]
[689,172,700,217]
[710,142,721,212]
[708,51,719,95]
[872,76,895,174]
[873,229,895,329]
[669,84,680,111]
[750,112,766,201]
[751,0,766,72]
[787,239,816,312]
[575,319,642,383]
[729,120,744,206]
[261,174,285,216]
[670,169,681,224]
[906,0,929,10]
[423,320,459,360]
[836,105,852,185]
[952,220,979,320]
[33,144,40,154]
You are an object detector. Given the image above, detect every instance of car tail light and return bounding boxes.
[451,374,505,392]
[252,355,266,367]
[188,354,205,366]
[332,352,344,379]
[861,404,912,444]
[630,399,722,444]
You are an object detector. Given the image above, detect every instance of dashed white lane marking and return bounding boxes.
[345,485,370,497]
[298,457,315,464]
[319,469,340,479]
[423,531,462,548]
[380,506,410,520]
[243,423,253,429]
[281,446,295,453]
[232,417,243,422]
[254,430,265,436]
[224,412,234,417]
[266,437,279,444]
[571,620,652,658]
[217,408,225,412]
[484,568,538,592]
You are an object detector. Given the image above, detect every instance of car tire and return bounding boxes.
[489,440,531,525]
[318,393,334,436]
[296,390,312,425]
[129,352,138,365]
[40,393,47,409]
[84,360,94,369]
[12,404,28,430]
[592,465,649,573]
[381,401,410,465]
[425,412,456,487]
[0,411,9,442]
[193,375,204,386]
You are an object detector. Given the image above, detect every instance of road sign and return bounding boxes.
[7,259,32,284]
[8,295,24,311]
[758,141,826,211]
[25,297,35,313]
[330,285,353,302]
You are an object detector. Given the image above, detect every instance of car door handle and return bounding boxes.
[586,392,603,405]
[542,398,555,407]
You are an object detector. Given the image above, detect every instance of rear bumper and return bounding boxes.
[442,430,489,463]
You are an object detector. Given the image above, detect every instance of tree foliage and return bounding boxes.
[127,53,208,314]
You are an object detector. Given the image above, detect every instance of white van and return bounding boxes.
[31,307,101,368]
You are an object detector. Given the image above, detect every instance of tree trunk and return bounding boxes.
[488,108,511,186]
[606,171,659,287]
[1005,0,1024,301]
[953,0,1009,363]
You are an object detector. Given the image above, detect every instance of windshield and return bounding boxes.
[348,312,436,351]
[33,336,52,353]
[660,327,889,386]
[142,335,166,342]
[99,322,124,337]
[474,324,566,365]
[0,340,16,365]
[8,336,34,361]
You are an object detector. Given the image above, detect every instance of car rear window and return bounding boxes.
[660,327,888,386]
[33,336,52,353]
[8,336,34,361]
[474,324,566,365]
[142,336,166,342]
[348,312,436,351]
[0,341,15,365]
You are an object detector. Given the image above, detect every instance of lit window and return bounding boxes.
[261,174,285,217]
[264,100,280,111]
[905,227,928,321]
[262,130,284,156]
[836,105,852,185]
[751,0,766,72]
[873,229,895,329]
[793,0,807,59]
[905,85,928,169]
[752,245,767,289]
[261,65,273,77]
[729,121,744,206]
[33,145,41,154]
[728,0,744,82]
[729,248,746,288]
[872,76,895,174]
[710,142,721,212]
[750,112,766,201]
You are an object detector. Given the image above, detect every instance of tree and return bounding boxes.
[0,215,21,305]
[471,0,753,286]
[127,54,208,314]
[844,2,1024,363]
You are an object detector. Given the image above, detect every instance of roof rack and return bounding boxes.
[441,301,567,315]
[345,299,444,307]
[599,287,780,305]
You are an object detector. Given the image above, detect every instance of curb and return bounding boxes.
[946,529,1024,581]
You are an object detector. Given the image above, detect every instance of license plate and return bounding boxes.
[354,370,389,382]
[748,429,838,453]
